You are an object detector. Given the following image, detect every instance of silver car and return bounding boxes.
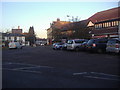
[67,39,87,51]
[9,41,23,49]
[52,43,64,50]
[106,38,120,53]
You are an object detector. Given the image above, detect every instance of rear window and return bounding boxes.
[97,40,108,43]
[75,40,85,43]
[116,40,120,44]
[58,43,64,45]
[108,39,120,44]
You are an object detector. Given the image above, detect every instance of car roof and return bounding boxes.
[89,38,108,41]
[69,39,87,41]
[108,38,120,41]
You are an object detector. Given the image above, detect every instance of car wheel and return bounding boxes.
[75,47,79,52]
[97,49,102,53]
[118,50,120,55]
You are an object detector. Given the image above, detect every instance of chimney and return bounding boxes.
[57,18,60,22]
[18,26,20,29]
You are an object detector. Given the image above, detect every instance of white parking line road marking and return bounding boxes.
[73,72,88,75]
[90,72,120,77]
[84,76,120,81]
[12,66,46,70]
[73,72,120,81]
[2,62,54,68]
[2,62,13,65]
[3,68,42,74]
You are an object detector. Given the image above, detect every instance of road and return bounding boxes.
[2,46,120,88]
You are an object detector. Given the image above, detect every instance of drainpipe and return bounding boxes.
[118,21,120,38]
[118,1,120,38]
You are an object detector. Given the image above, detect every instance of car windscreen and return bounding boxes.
[67,40,73,44]
[57,43,64,45]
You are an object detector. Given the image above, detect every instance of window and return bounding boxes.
[67,40,73,44]
[106,22,109,27]
[9,37,11,40]
[97,39,108,43]
[116,21,119,26]
[100,24,102,28]
[103,23,105,28]
[98,24,102,28]
[105,23,107,27]
[75,40,85,43]
[116,40,120,44]
[112,21,114,26]
[95,24,98,29]
[114,21,116,26]
[108,22,111,27]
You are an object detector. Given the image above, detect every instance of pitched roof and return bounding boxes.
[88,7,120,23]
[74,19,89,27]
[5,33,25,37]
[51,21,71,29]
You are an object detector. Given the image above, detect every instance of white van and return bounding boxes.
[9,42,22,49]
[67,39,87,51]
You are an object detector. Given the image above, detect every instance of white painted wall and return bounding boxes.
[5,37,8,40]
[11,37,14,41]
[22,36,25,42]
[87,21,94,27]
[17,37,20,40]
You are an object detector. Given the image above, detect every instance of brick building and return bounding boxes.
[47,18,71,45]
[12,26,22,34]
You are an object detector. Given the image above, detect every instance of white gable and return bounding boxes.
[87,21,94,27]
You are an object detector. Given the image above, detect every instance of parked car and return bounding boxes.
[86,38,108,53]
[66,39,87,51]
[79,40,89,51]
[52,42,64,50]
[106,38,120,54]
[9,41,23,49]
[62,43,67,50]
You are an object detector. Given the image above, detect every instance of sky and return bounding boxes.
[1,0,119,38]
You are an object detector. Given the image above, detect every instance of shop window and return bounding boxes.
[112,21,114,26]
[103,23,105,28]
[99,24,102,28]
[108,22,111,27]
[116,21,119,26]
[105,23,107,27]
[106,22,108,27]
[95,24,98,29]
[114,21,116,26]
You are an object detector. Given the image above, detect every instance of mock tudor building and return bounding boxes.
[47,7,120,45]
[88,7,120,38]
